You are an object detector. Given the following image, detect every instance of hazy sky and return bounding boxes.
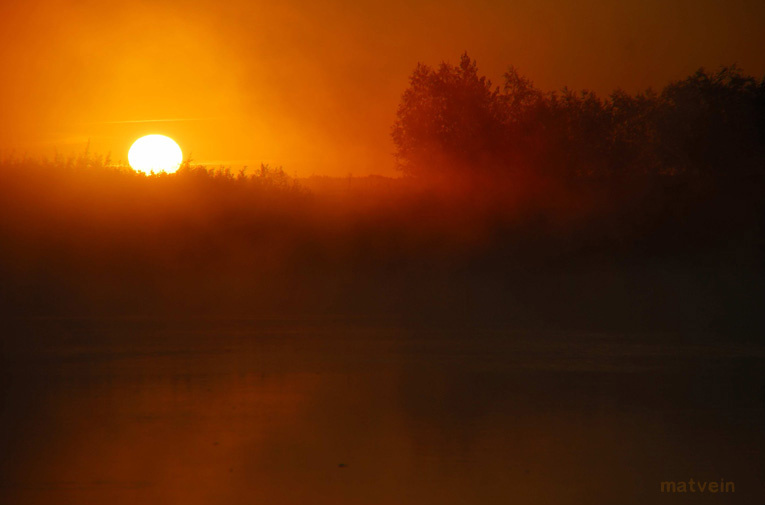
[1,0,764,175]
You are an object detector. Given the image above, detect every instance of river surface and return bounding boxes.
[1,318,763,504]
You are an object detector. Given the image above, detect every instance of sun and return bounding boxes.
[128,135,183,174]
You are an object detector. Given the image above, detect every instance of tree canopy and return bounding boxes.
[392,54,765,183]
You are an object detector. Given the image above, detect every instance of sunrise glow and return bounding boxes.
[128,135,183,174]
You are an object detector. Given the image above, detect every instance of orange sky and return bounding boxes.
[1,0,764,176]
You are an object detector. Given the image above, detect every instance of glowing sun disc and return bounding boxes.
[128,134,183,174]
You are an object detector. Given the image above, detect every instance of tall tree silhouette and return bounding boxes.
[391,53,508,178]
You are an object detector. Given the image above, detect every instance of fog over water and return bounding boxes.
[1,318,763,504]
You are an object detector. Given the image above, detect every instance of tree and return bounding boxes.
[391,53,508,178]
[656,66,765,178]
[392,55,765,184]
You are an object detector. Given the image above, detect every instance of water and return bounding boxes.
[1,318,763,504]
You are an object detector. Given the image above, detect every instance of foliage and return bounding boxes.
[393,55,765,182]
[391,53,508,177]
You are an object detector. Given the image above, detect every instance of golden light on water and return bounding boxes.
[128,135,183,174]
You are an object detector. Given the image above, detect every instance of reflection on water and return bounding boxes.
[1,319,763,504]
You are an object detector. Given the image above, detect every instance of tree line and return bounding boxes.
[392,53,765,183]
